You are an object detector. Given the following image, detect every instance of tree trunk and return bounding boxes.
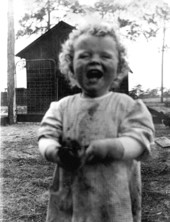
[7,0,17,124]
[161,19,166,103]
[47,0,51,30]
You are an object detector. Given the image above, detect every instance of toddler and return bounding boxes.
[38,21,154,222]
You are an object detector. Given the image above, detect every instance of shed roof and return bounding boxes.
[16,21,74,59]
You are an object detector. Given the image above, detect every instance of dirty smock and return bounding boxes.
[38,91,154,222]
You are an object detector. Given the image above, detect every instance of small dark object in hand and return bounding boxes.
[58,139,82,171]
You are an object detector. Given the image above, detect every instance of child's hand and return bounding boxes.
[45,145,61,163]
[85,138,125,163]
[85,139,109,162]
[45,144,82,171]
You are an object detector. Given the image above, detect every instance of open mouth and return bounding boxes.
[86,70,103,79]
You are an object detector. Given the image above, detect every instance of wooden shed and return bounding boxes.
[16,21,129,121]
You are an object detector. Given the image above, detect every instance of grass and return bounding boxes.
[1,123,54,222]
[1,123,170,222]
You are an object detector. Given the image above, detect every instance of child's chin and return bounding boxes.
[83,89,104,98]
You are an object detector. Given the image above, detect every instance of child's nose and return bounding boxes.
[90,54,101,64]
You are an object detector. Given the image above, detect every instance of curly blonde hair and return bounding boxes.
[59,21,129,89]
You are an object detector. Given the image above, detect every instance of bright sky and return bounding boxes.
[1,0,170,92]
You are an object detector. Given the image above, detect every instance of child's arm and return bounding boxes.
[85,137,145,162]
[86,99,154,162]
[38,100,64,163]
[39,137,84,171]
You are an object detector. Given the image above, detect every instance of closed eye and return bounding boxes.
[78,53,90,59]
[101,53,112,59]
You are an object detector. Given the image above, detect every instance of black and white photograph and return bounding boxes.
[1,0,170,221]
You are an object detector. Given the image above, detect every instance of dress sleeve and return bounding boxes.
[38,100,63,142]
[118,99,155,160]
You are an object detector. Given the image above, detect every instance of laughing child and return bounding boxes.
[38,21,154,222]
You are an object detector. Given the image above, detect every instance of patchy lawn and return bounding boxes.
[142,124,170,222]
[1,123,54,222]
[1,123,170,222]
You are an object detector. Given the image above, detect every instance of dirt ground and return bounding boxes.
[1,122,170,222]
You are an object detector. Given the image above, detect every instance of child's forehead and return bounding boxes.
[73,33,118,50]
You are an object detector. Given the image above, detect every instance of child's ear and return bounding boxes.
[69,65,77,81]
[68,69,80,88]
[69,64,74,74]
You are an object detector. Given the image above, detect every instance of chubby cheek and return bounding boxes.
[74,65,81,75]
[73,62,86,79]
[106,63,118,79]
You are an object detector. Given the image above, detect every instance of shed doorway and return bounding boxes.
[17,59,57,122]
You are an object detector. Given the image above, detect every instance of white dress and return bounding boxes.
[38,92,154,222]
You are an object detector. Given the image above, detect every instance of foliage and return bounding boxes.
[94,0,126,19]
[93,0,142,40]
[142,2,170,41]
[129,84,144,99]
[164,100,170,108]
[145,88,159,98]
[16,0,85,38]
[129,84,170,100]
[118,0,170,41]
[142,13,159,40]
[16,0,170,43]
[156,2,170,21]
[163,88,170,97]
